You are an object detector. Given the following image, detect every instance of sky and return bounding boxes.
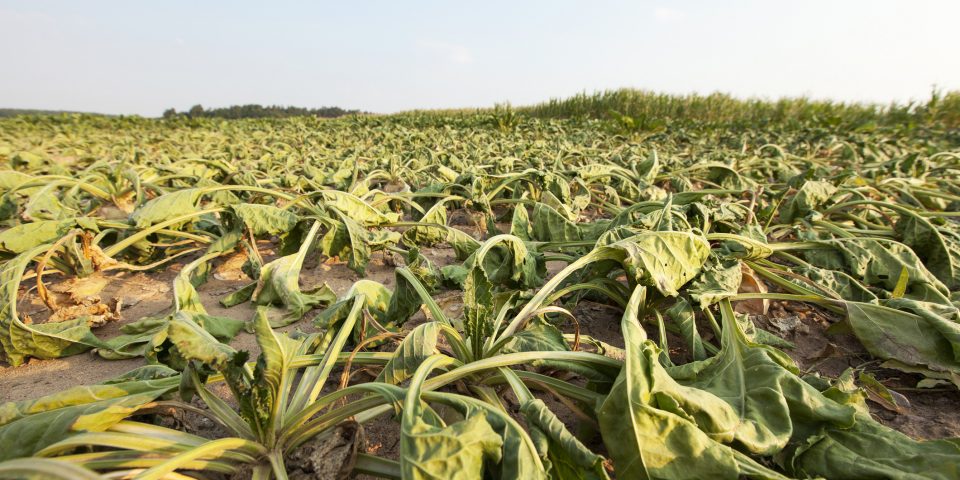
[1,1,958,116]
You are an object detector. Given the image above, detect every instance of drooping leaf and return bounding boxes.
[247,307,301,435]
[666,297,706,361]
[540,190,577,221]
[322,210,401,274]
[531,202,582,243]
[230,203,298,236]
[687,256,742,307]
[843,300,960,386]
[314,279,395,341]
[786,412,960,480]
[475,235,545,290]
[780,180,838,222]
[792,264,878,303]
[669,301,856,457]
[510,203,533,241]
[166,313,237,369]
[612,231,711,297]
[96,252,243,363]
[499,318,569,358]
[0,376,178,461]
[130,188,203,228]
[597,288,789,479]
[403,201,448,247]
[254,221,337,326]
[0,170,33,193]
[0,220,76,254]
[894,211,960,289]
[401,360,504,480]
[520,398,609,480]
[23,183,77,220]
[0,457,104,478]
[376,322,442,385]
[446,227,481,261]
[383,268,433,328]
[320,190,400,226]
[0,245,109,366]
[804,238,950,301]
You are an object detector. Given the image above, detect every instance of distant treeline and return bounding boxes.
[163,104,362,119]
[518,88,960,130]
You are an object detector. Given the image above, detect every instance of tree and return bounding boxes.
[188,104,205,118]
[162,108,177,119]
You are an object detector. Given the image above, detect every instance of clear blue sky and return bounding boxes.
[2,1,958,116]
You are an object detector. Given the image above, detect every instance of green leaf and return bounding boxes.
[844,299,960,385]
[322,210,401,274]
[805,238,950,301]
[0,376,177,460]
[0,220,75,254]
[666,297,706,361]
[231,203,298,236]
[787,413,960,480]
[0,458,103,479]
[376,322,441,385]
[401,358,504,480]
[520,398,609,480]
[254,221,337,326]
[167,313,237,369]
[780,180,837,222]
[403,201,448,247]
[320,190,399,226]
[597,288,786,479]
[687,256,742,307]
[130,188,203,228]
[614,231,711,297]
[895,211,960,289]
[531,202,582,243]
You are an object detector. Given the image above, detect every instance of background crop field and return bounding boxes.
[1,91,960,479]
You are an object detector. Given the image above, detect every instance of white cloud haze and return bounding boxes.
[0,1,957,115]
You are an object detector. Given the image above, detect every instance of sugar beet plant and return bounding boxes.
[0,110,959,478]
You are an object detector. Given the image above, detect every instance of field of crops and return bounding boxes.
[1,102,959,479]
